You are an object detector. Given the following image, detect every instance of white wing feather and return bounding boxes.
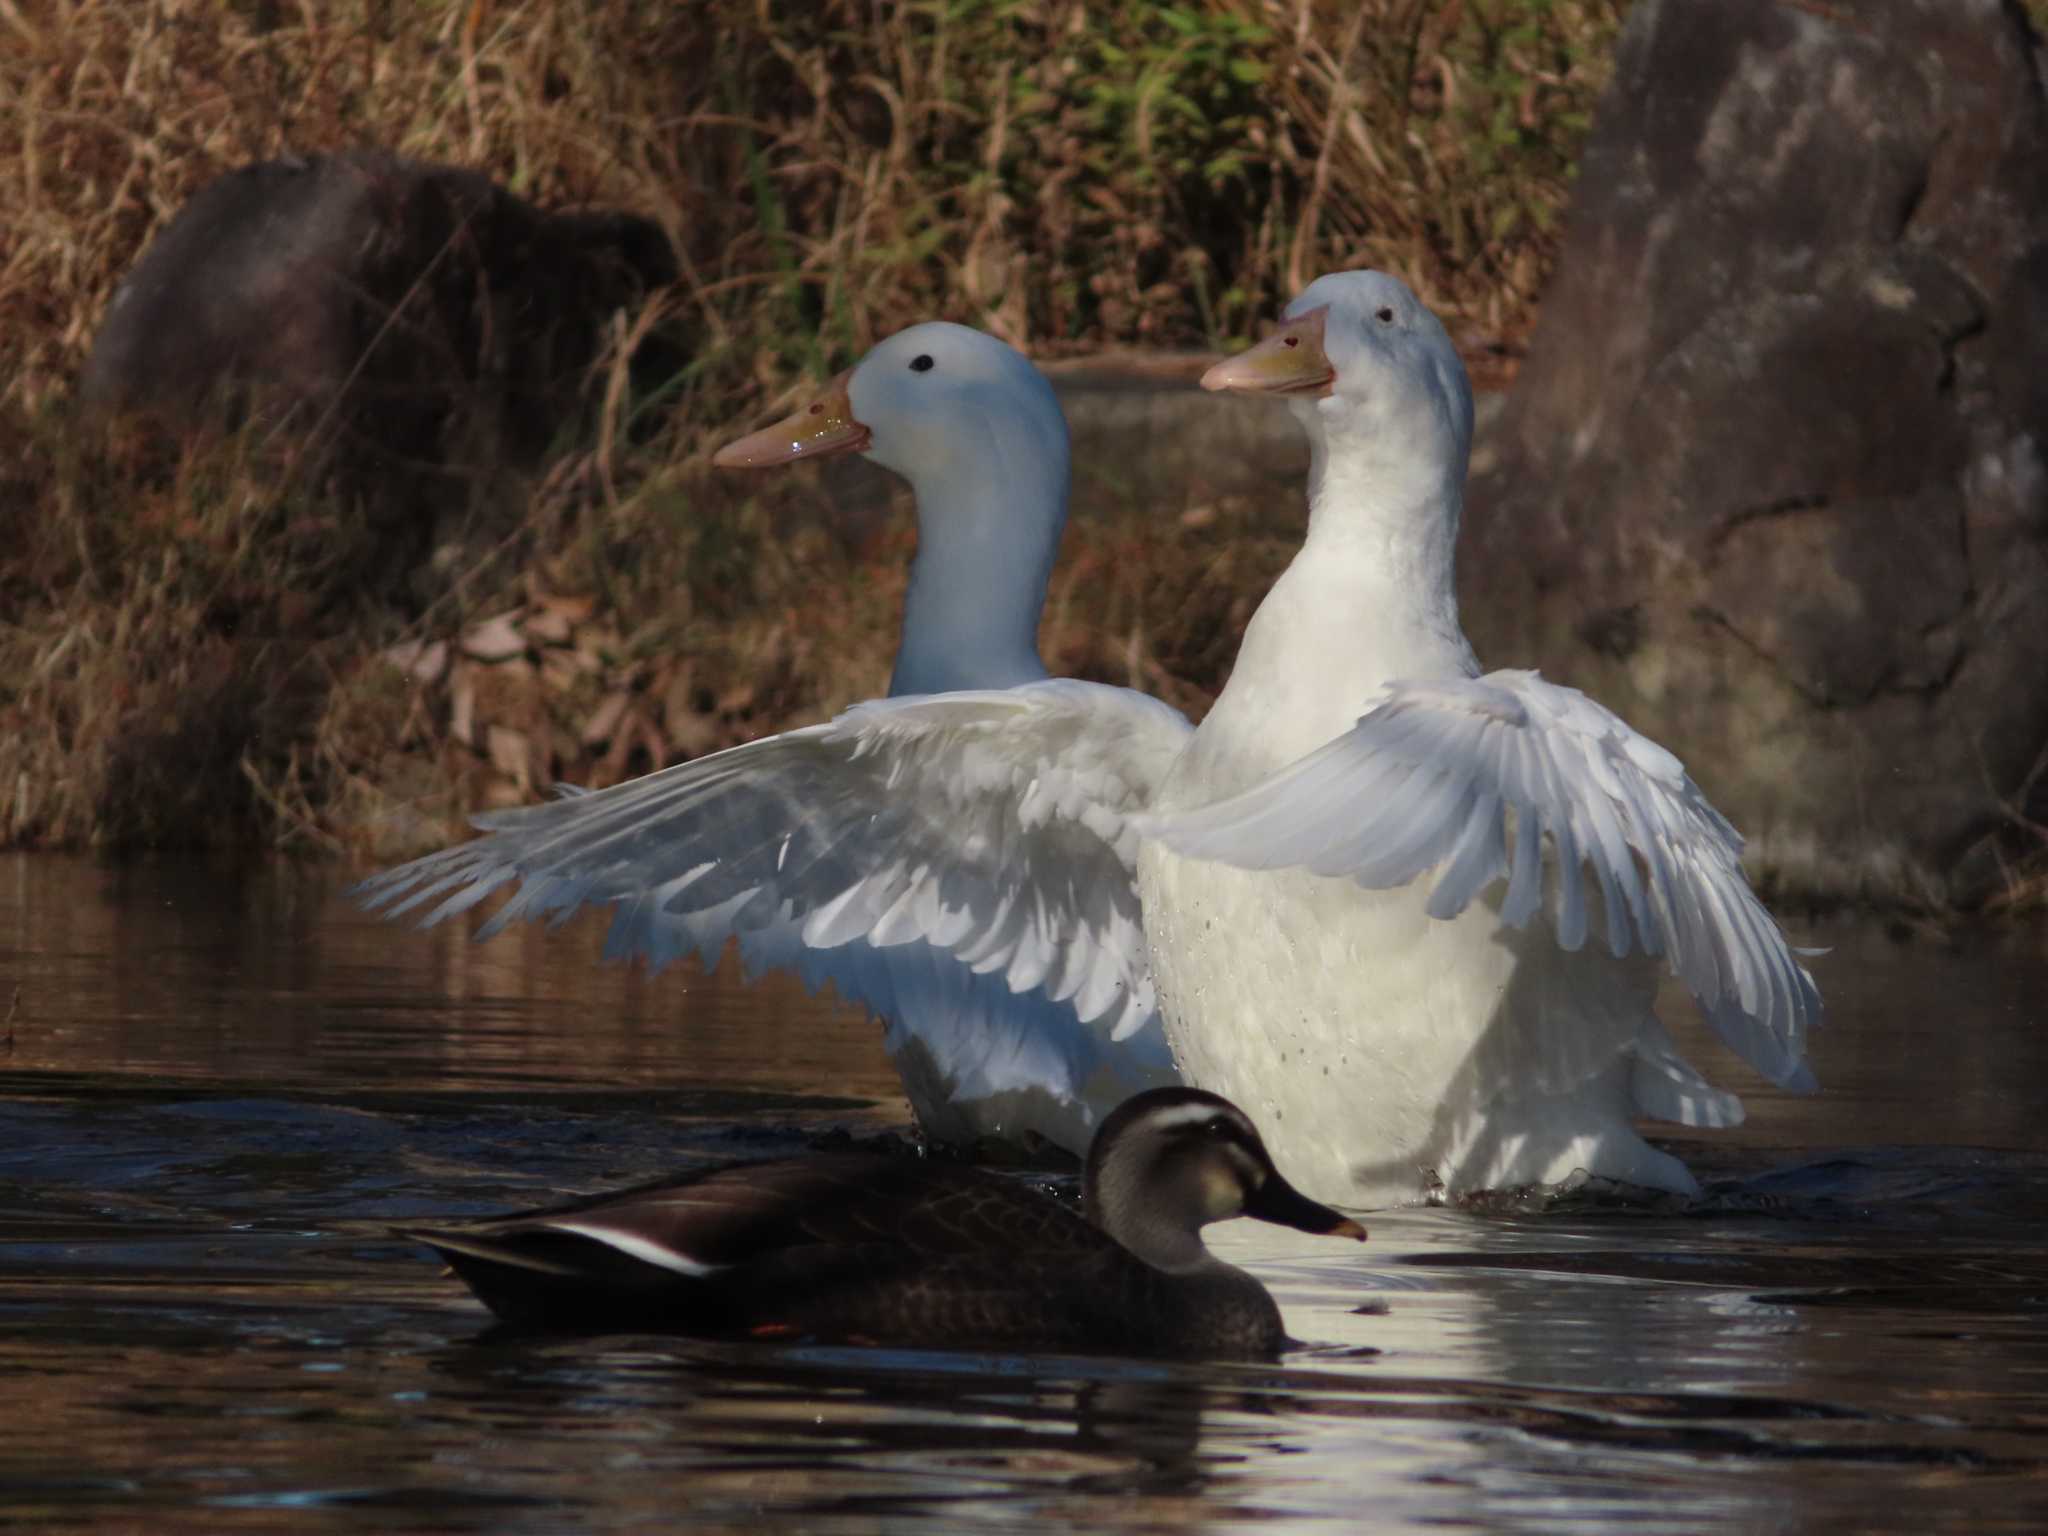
[356,680,1193,1056]
[1137,669,1819,1088]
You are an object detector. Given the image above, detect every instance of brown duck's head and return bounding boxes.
[1083,1088,1366,1269]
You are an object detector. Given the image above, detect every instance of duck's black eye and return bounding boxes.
[1203,1117,1232,1138]
[909,354,935,373]
[1375,306,1395,324]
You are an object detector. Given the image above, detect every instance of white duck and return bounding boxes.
[359,321,1182,1153]
[363,275,1819,1205]
[1134,271,1817,1202]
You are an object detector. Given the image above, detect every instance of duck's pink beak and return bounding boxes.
[713,369,870,468]
[1200,306,1335,397]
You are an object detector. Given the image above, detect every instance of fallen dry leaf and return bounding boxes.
[460,611,527,662]
[381,638,449,685]
[581,690,632,746]
[532,591,597,629]
[524,606,575,646]
[448,663,477,746]
[485,723,532,788]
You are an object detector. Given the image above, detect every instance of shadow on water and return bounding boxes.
[4,853,2048,1532]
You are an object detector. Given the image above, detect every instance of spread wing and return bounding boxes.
[356,681,1194,1062]
[1137,669,1820,1088]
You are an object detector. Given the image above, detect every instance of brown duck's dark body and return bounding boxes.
[408,1150,1291,1360]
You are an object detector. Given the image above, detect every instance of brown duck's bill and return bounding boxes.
[1200,305,1335,397]
[712,368,870,468]
[1243,1172,1368,1242]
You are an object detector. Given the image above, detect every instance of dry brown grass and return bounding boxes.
[1,0,1622,853]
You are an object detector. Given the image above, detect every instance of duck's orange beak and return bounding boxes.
[1201,306,1335,397]
[713,369,870,468]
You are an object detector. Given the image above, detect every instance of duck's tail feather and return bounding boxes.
[397,1225,714,1332]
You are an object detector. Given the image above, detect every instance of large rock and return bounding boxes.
[81,150,676,557]
[1461,0,2048,905]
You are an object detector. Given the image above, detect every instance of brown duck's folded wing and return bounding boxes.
[399,1152,1130,1337]
[467,1152,1112,1274]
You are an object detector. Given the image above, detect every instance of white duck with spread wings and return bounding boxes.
[1130,271,1817,1202]
[360,323,1183,1154]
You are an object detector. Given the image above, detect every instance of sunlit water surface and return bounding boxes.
[2,854,2046,1532]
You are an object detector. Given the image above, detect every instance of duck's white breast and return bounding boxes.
[1139,834,1689,1206]
[1135,566,1685,1205]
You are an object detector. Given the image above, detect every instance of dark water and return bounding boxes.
[3,854,2046,1533]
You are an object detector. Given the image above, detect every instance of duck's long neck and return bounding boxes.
[1291,417,1472,673]
[1182,403,1477,792]
[886,444,1063,697]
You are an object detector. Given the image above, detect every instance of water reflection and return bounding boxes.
[0,852,907,1103]
[3,854,2048,1532]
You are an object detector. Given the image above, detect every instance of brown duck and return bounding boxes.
[398,1088,1368,1359]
